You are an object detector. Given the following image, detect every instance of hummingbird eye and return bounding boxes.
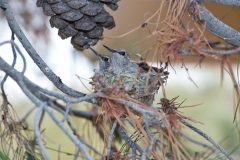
[118,51,126,56]
[102,57,109,61]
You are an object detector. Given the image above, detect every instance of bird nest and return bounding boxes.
[91,66,169,120]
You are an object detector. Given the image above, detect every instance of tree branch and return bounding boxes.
[117,125,144,156]
[34,105,51,160]
[0,53,95,159]
[0,0,86,98]
[179,118,234,160]
[200,0,240,6]
[49,100,102,157]
[180,132,223,159]
[43,104,93,160]
[189,0,240,46]
[107,120,118,160]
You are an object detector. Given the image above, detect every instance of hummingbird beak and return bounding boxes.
[89,47,101,58]
[103,45,115,52]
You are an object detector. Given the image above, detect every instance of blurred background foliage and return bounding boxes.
[1,0,240,159]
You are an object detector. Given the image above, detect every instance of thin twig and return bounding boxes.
[117,125,144,155]
[107,120,118,160]
[38,110,45,129]
[0,36,17,100]
[180,132,223,160]
[0,40,26,73]
[34,105,51,160]
[49,100,102,157]
[52,100,94,120]
[74,148,81,160]
[43,104,93,160]
[142,114,155,159]
[18,107,36,123]
[203,47,240,55]
[179,118,234,160]
[0,40,18,114]
[62,101,70,122]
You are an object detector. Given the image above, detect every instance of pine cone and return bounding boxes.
[37,0,120,50]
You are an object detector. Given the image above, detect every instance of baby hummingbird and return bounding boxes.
[103,45,138,73]
[90,45,170,106]
[89,47,111,73]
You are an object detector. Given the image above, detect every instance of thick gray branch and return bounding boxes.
[179,118,234,160]
[12,75,93,160]
[201,0,240,5]
[0,56,94,121]
[195,2,240,46]
[0,0,86,98]
[107,120,118,160]
[117,125,144,155]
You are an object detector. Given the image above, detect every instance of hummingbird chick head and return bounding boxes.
[89,47,111,72]
[103,45,131,73]
[98,55,111,72]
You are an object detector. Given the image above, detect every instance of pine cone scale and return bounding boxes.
[43,2,56,16]
[94,10,109,23]
[101,16,115,29]
[47,0,61,4]
[67,0,87,9]
[80,2,103,16]
[71,32,89,46]
[50,15,68,29]
[60,10,83,21]
[88,25,103,38]
[51,2,71,14]
[58,24,78,39]
[100,0,112,2]
[75,16,96,31]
